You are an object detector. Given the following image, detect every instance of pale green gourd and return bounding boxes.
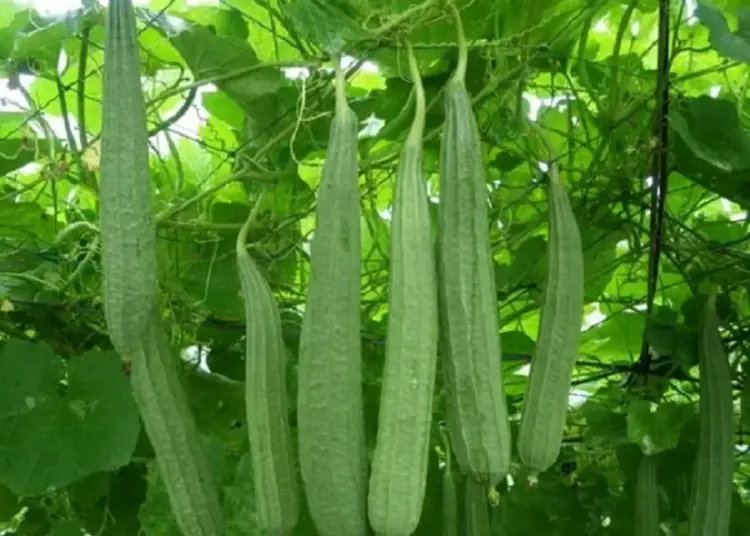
[236,201,299,535]
[465,479,491,536]
[101,3,224,534]
[296,57,367,536]
[688,292,733,536]
[100,0,158,357]
[634,454,659,536]
[442,468,457,536]
[517,165,584,475]
[437,4,512,485]
[367,41,438,536]
[130,312,225,536]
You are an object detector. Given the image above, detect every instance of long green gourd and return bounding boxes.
[236,199,299,535]
[442,466,457,536]
[296,57,367,536]
[440,424,458,536]
[634,454,659,536]
[465,479,491,536]
[100,0,158,357]
[688,292,733,536]
[101,2,224,534]
[517,164,584,475]
[367,41,438,536]
[437,4,512,485]
[131,312,225,536]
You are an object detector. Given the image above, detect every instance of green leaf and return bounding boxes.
[174,235,244,321]
[493,468,589,535]
[580,398,629,447]
[671,96,750,172]
[138,462,182,536]
[202,90,245,129]
[508,236,547,290]
[500,330,536,356]
[9,8,99,75]
[221,0,301,62]
[176,6,249,39]
[68,471,111,512]
[0,341,140,497]
[626,400,694,454]
[282,0,368,54]
[580,309,645,363]
[670,101,750,209]
[79,465,148,536]
[50,520,86,536]
[643,306,679,358]
[183,368,246,447]
[0,111,61,176]
[580,218,623,301]
[224,454,260,535]
[0,484,19,521]
[0,0,22,31]
[0,201,55,244]
[730,491,750,534]
[694,214,747,243]
[170,26,282,113]
[695,1,750,62]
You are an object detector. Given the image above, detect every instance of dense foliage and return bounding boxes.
[0,0,750,534]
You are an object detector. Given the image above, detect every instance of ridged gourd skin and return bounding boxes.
[100,0,158,357]
[464,479,491,536]
[517,167,584,475]
[437,5,512,486]
[688,293,734,536]
[367,42,439,536]
[101,4,224,534]
[130,311,225,536]
[296,58,367,536]
[236,207,299,536]
[442,467,458,536]
[634,454,659,536]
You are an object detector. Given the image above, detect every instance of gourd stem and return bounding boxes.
[334,55,348,114]
[236,193,267,255]
[405,41,426,145]
[447,3,468,84]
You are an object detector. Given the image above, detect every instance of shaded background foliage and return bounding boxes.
[0,0,749,534]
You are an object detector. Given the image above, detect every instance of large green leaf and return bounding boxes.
[626,399,694,454]
[695,0,750,62]
[170,26,283,113]
[0,341,139,497]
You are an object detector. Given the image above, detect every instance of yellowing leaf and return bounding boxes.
[83,141,101,172]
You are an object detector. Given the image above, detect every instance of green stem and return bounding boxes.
[146,60,319,110]
[55,77,90,189]
[447,2,468,84]
[372,88,415,142]
[147,86,197,137]
[156,168,281,223]
[334,55,348,113]
[371,0,436,36]
[159,220,242,232]
[61,236,99,290]
[77,23,90,149]
[576,6,604,114]
[608,0,638,119]
[405,41,425,145]
[52,220,99,247]
[236,193,268,255]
